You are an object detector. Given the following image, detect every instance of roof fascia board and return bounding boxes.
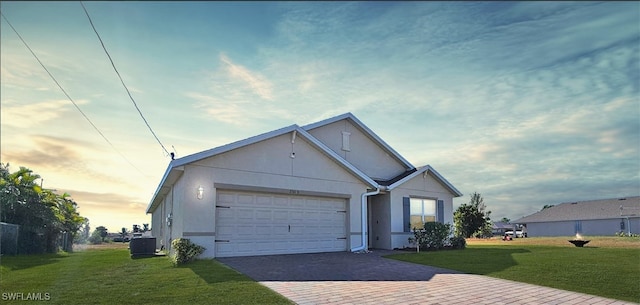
[302,112,414,170]
[146,165,184,213]
[173,125,299,168]
[147,123,380,213]
[146,125,298,213]
[388,165,463,197]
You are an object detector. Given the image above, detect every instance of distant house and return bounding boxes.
[513,197,640,237]
[146,113,462,258]
[492,221,516,236]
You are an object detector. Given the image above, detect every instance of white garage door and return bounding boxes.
[215,190,347,257]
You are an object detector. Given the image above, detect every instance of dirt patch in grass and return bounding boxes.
[73,242,130,251]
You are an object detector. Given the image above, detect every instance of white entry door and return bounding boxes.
[215,190,347,257]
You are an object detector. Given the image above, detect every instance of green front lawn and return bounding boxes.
[386,237,640,303]
[0,247,292,305]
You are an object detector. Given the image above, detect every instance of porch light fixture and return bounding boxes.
[197,186,204,200]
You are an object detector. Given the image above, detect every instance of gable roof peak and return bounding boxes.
[302,112,414,170]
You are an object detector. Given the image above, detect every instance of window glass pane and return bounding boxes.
[410,215,423,230]
[409,198,422,215]
[424,215,436,223]
[409,198,438,227]
[423,199,436,216]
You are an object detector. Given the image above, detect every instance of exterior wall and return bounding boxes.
[175,133,370,258]
[526,217,640,237]
[369,193,391,249]
[306,119,407,180]
[151,188,176,254]
[151,207,162,249]
[526,221,574,237]
[388,172,455,249]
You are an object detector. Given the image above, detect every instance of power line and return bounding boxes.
[0,12,149,177]
[80,1,171,157]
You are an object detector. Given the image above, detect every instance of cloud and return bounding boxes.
[58,189,146,209]
[187,53,301,127]
[0,99,87,128]
[219,54,273,100]
[56,188,149,232]
[3,135,88,167]
[0,53,52,90]
[0,135,131,189]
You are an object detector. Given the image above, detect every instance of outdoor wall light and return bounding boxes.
[197,186,204,200]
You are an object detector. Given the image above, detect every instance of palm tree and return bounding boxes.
[120,227,128,242]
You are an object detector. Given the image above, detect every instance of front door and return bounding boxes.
[368,194,390,249]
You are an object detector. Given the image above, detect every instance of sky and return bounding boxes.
[1,1,638,233]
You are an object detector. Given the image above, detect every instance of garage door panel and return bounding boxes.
[237,194,254,205]
[255,210,272,221]
[215,190,347,257]
[218,193,235,204]
[291,198,305,208]
[217,225,235,239]
[217,208,234,219]
[237,226,254,235]
[273,210,288,220]
[273,196,289,207]
[255,225,272,236]
[289,241,305,251]
[256,195,272,205]
[272,225,288,236]
[289,211,304,222]
[236,208,254,221]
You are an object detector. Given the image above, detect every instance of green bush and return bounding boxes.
[88,230,103,244]
[448,235,466,249]
[412,222,452,250]
[171,238,205,266]
[616,231,639,237]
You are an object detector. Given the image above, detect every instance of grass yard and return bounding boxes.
[387,236,640,303]
[0,245,292,305]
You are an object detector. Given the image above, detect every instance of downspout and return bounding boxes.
[351,186,385,252]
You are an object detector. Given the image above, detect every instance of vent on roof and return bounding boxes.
[341,131,351,151]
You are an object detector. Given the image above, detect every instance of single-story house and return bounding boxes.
[513,197,640,237]
[492,221,517,236]
[146,112,462,258]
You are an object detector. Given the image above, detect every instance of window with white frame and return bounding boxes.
[409,197,436,229]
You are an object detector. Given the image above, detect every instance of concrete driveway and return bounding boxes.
[218,250,636,305]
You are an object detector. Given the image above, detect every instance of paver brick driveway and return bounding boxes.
[218,250,636,305]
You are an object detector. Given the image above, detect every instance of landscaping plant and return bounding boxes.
[410,222,466,251]
[171,238,205,265]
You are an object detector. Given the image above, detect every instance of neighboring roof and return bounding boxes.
[513,197,640,224]
[146,124,378,213]
[302,112,414,170]
[492,222,515,230]
[386,165,463,197]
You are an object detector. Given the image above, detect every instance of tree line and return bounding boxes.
[0,163,87,254]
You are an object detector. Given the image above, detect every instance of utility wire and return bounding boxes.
[0,12,149,177]
[80,2,171,157]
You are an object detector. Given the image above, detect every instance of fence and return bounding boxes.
[1,222,20,255]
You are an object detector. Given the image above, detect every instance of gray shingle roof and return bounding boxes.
[492,222,515,229]
[514,197,640,223]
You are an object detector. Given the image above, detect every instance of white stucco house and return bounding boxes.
[513,197,640,237]
[146,113,462,258]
